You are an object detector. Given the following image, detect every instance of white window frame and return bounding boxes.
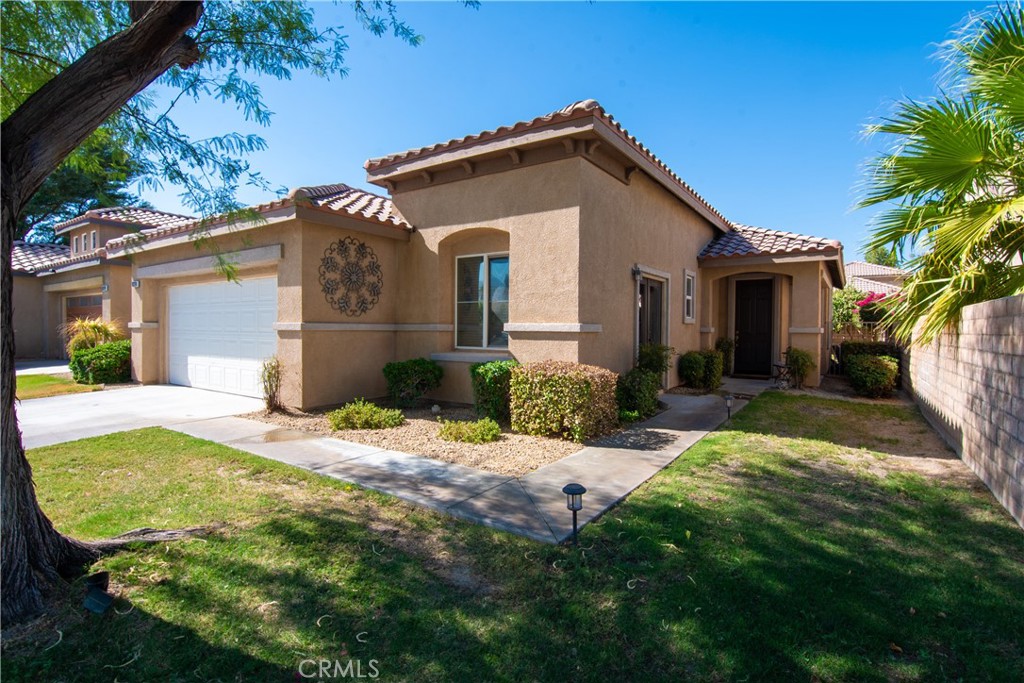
[91,230,97,249]
[683,270,696,323]
[455,252,509,350]
[73,235,79,254]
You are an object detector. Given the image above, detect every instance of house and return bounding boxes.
[844,260,907,297]
[17,100,845,406]
[10,207,194,359]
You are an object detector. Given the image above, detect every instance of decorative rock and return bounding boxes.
[431,404,441,415]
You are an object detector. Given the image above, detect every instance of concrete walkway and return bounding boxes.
[168,392,749,544]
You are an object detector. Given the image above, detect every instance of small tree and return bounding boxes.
[832,286,865,331]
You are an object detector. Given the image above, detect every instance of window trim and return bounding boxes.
[455,251,510,350]
[73,236,79,254]
[91,230,97,249]
[683,269,696,323]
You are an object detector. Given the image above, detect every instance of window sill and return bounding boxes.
[431,351,513,363]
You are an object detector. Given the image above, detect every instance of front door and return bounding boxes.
[638,276,664,348]
[734,279,773,375]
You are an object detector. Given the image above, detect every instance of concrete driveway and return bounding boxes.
[17,385,264,449]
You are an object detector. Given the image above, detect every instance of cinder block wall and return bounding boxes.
[905,294,1023,528]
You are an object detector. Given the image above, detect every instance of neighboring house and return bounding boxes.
[11,207,193,359]
[18,100,846,406]
[844,260,908,297]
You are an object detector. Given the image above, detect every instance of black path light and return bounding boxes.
[562,483,587,546]
[725,394,734,419]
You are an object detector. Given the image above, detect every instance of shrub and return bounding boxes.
[69,340,131,385]
[61,317,124,356]
[438,417,502,444]
[785,347,815,389]
[841,341,900,361]
[846,355,899,398]
[832,286,865,331]
[636,343,673,375]
[470,359,519,423]
[327,399,405,430]
[678,351,705,387]
[260,356,282,411]
[618,409,641,424]
[382,358,443,408]
[700,349,724,390]
[715,337,735,375]
[510,361,618,442]
[616,367,660,418]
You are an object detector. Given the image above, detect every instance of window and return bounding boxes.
[91,231,97,249]
[456,254,509,348]
[73,236,79,254]
[684,271,696,323]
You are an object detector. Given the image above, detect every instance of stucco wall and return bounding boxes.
[578,165,717,379]
[905,294,1023,528]
[12,274,45,358]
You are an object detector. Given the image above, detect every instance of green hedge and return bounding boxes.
[786,347,815,389]
[841,341,900,361]
[382,358,443,408]
[616,367,660,419]
[700,349,724,391]
[677,350,722,391]
[438,417,502,444]
[327,399,405,430]
[715,337,735,375]
[510,361,618,442]
[69,340,131,385]
[636,343,673,375]
[470,360,519,423]
[846,355,899,398]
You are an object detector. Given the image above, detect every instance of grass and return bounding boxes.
[16,374,99,400]
[4,393,1022,682]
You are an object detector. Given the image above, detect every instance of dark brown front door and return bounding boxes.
[65,294,102,324]
[638,277,664,347]
[734,279,773,375]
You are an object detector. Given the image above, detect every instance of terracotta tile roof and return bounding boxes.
[849,276,902,296]
[53,206,195,235]
[700,224,842,260]
[41,249,116,274]
[290,184,409,227]
[106,185,410,256]
[11,240,70,273]
[844,261,908,278]
[366,99,731,231]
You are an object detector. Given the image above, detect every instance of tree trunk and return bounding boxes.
[1,0,204,625]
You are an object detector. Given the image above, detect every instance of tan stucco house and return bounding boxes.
[13,100,845,406]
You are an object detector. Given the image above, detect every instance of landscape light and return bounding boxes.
[562,483,587,546]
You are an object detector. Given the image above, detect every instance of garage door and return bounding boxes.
[167,277,277,397]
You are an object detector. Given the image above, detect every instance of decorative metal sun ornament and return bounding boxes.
[318,237,383,316]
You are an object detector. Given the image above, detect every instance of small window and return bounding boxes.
[684,271,696,323]
[73,236,79,254]
[91,231,97,249]
[456,253,509,349]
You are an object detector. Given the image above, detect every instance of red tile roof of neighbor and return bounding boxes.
[53,206,195,235]
[366,99,732,232]
[844,261,908,278]
[10,241,70,273]
[849,276,902,296]
[699,224,842,260]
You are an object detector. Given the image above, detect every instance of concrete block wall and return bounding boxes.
[905,294,1023,528]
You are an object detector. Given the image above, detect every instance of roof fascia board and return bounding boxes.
[41,258,103,274]
[294,205,411,240]
[699,251,841,268]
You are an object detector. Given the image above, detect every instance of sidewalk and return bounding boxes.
[168,391,756,544]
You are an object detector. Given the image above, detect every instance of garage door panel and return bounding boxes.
[168,277,277,398]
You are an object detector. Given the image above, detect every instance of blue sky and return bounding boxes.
[140,1,983,260]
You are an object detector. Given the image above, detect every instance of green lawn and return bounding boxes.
[5,393,1022,682]
[16,374,98,400]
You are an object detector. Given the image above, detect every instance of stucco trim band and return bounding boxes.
[128,322,159,330]
[789,327,825,334]
[700,326,715,334]
[42,276,104,293]
[273,322,453,332]
[136,244,282,279]
[504,322,603,333]
[430,351,514,363]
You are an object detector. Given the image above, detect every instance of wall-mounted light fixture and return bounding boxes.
[131,279,141,288]
[631,265,642,281]
[100,283,109,293]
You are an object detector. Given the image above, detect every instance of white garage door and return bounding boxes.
[168,277,277,397]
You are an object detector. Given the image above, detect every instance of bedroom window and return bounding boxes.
[684,270,696,323]
[91,231,97,249]
[456,254,509,348]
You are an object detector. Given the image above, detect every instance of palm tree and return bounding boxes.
[861,2,1024,345]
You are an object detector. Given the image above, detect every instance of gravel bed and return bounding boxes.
[243,406,582,477]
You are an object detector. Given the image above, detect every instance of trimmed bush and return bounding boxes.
[715,337,735,375]
[470,359,519,423]
[260,356,282,411]
[785,347,815,389]
[69,340,131,385]
[327,399,405,430]
[438,417,502,444]
[678,351,705,387]
[636,343,673,375]
[382,358,443,408]
[510,361,618,442]
[841,341,900,361]
[846,355,899,398]
[618,409,642,424]
[700,349,724,391]
[616,367,660,419]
